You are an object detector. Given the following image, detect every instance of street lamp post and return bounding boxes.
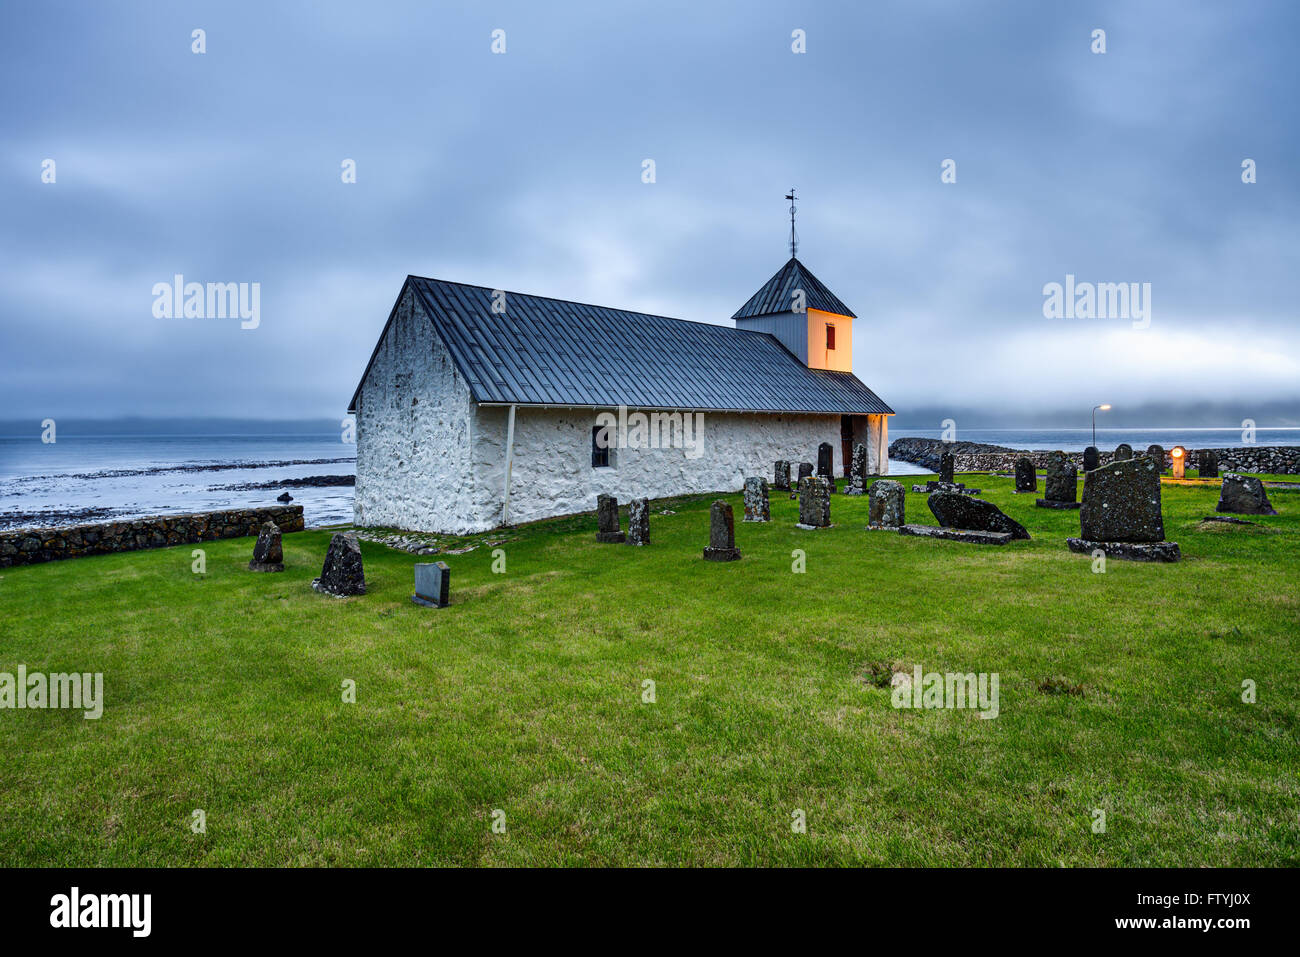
[1092,404,1112,448]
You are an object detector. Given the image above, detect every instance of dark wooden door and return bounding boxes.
[840,415,854,477]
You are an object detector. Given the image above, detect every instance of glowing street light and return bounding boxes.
[1092,404,1112,449]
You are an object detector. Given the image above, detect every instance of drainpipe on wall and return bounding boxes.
[501,404,517,527]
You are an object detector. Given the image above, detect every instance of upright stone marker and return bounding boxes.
[1083,446,1100,471]
[1069,456,1178,561]
[743,477,770,522]
[793,461,813,499]
[867,479,905,528]
[1037,450,1079,508]
[1114,443,1133,461]
[1013,457,1037,494]
[595,494,625,543]
[1216,474,1277,515]
[626,498,650,545]
[247,520,284,572]
[774,460,791,491]
[703,500,742,561]
[1146,445,1166,472]
[845,443,868,494]
[1199,450,1219,478]
[817,442,836,492]
[412,561,450,608]
[797,476,831,528]
[939,450,955,485]
[312,532,366,596]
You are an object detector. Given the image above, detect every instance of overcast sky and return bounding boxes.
[2,0,1297,424]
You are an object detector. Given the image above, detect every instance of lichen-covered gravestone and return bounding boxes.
[742,477,770,522]
[939,450,955,485]
[1216,474,1277,515]
[927,491,1030,540]
[412,561,450,608]
[845,443,868,494]
[1013,457,1037,493]
[1037,450,1079,509]
[626,498,650,545]
[817,442,836,492]
[703,500,741,561]
[1083,446,1100,471]
[797,476,831,528]
[595,493,625,543]
[792,461,814,499]
[1146,445,1166,472]
[867,480,905,528]
[312,532,366,596]
[773,460,791,491]
[247,520,284,572]
[1067,457,1179,561]
[1199,450,1219,479]
[1113,443,1133,461]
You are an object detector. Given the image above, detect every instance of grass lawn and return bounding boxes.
[1,473,1296,866]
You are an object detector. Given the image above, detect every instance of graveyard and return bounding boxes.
[0,467,1296,866]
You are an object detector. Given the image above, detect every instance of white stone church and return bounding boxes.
[348,256,893,533]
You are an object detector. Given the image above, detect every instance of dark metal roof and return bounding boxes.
[348,275,891,415]
[731,257,857,319]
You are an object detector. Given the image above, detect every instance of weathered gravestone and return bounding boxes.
[743,477,770,522]
[792,461,813,499]
[845,443,868,494]
[703,500,742,561]
[247,520,284,572]
[773,460,791,491]
[797,476,831,528]
[1037,450,1080,508]
[939,450,955,485]
[927,491,1030,540]
[1067,457,1179,561]
[312,532,366,596]
[626,498,650,545]
[1013,457,1037,493]
[1199,450,1219,479]
[1083,446,1101,471]
[411,561,450,608]
[1113,443,1133,461]
[595,493,625,543]
[1216,473,1277,515]
[1146,445,1166,472]
[867,479,905,528]
[817,442,836,492]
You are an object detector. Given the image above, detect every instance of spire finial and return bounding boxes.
[785,187,798,259]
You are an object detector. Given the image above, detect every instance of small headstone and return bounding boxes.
[703,500,742,561]
[247,520,284,572]
[867,480,905,527]
[797,476,831,528]
[928,492,1030,540]
[1113,443,1133,461]
[792,461,813,499]
[1080,458,1165,542]
[312,532,366,596]
[1037,450,1079,508]
[845,443,868,494]
[939,450,955,485]
[742,477,770,522]
[1146,444,1166,472]
[412,561,450,608]
[626,498,650,545]
[595,493,625,543]
[1083,446,1100,471]
[1199,450,1219,478]
[817,442,836,492]
[1216,474,1277,515]
[773,460,791,491]
[1013,457,1037,493]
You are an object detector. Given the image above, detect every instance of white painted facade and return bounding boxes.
[353,289,889,533]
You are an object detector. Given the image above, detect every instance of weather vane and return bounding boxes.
[785,188,798,259]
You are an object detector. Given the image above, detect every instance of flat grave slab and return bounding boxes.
[898,524,1013,545]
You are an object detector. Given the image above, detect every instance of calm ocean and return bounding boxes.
[1,428,1296,529]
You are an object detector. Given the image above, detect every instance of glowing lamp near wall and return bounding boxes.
[1170,445,1187,480]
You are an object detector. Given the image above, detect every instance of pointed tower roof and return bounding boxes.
[730,257,857,320]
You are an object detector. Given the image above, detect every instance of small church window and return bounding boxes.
[592,425,612,468]
[825,324,836,350]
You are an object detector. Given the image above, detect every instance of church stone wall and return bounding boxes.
[353,289,482,533]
